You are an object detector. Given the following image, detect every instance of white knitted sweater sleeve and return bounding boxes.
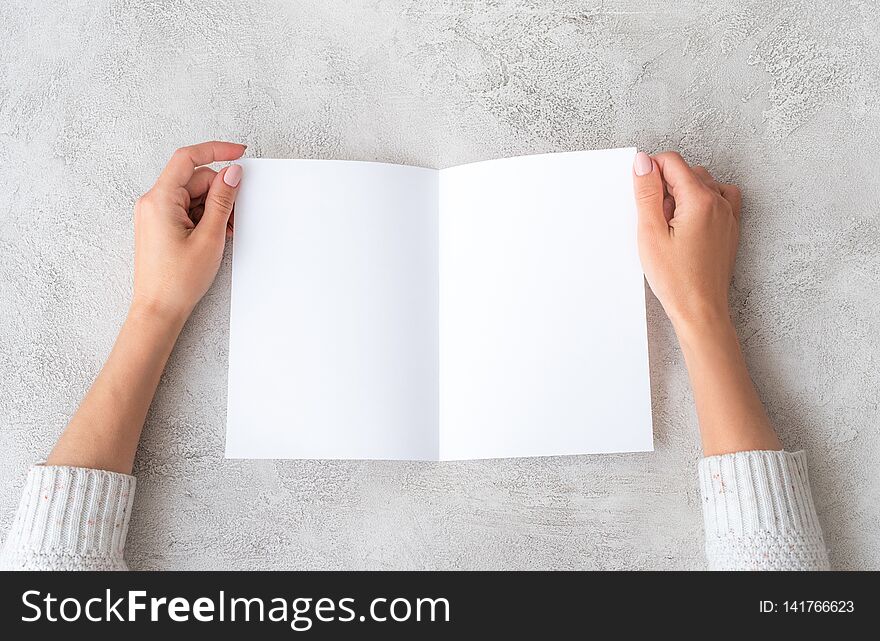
[1,451,829,571]
[0,465,135,571]
[698,449,830,570]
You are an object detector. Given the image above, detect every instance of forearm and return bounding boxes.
[675,315,830,569]
[45,301,186,474]
[674,314,781,456]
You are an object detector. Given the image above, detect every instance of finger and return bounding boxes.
[662,195,675,223]
[692,166,722,194]
[190,204,205,225]
[158,141,246,189]
[632,151,668,235]
[195,164,243,240]
[692,166,714,182]
[719,183,742,219]
[184,167,218,199]
[652,151,705,200]
[226,211,235,239]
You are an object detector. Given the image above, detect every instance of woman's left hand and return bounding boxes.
[132,141,246,323]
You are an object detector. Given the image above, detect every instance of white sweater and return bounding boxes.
[0,450,829,570]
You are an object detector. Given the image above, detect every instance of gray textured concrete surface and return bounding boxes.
[1,0,878,570]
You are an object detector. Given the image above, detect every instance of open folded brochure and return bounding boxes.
[225,148,653,460]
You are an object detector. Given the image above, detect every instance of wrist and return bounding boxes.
[666,294,733,345]
[128,296,191,334]
[671,309,738,354]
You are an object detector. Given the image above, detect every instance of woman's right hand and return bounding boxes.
[631,151,742,335]
[632,150,780,456]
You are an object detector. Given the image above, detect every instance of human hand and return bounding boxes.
[632,151,742,335]
[632,151,780,457]
[131,141,246,324]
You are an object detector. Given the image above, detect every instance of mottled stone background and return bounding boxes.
[1,0,877,569]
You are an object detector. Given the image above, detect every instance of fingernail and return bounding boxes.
[634,151,653,176]
[224,164,243,187]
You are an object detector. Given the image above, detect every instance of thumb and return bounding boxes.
[197,164,242,240]
[632,151,667,234]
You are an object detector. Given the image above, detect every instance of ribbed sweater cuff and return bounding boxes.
[0,465,136,571]
[698,450,829,570]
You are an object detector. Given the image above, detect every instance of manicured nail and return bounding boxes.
[634,151,653,176]
[224,164,243,187]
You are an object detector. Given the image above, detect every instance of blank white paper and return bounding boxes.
[225,149,653,461]
[438,148,653,459]
[226,159,439,459]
